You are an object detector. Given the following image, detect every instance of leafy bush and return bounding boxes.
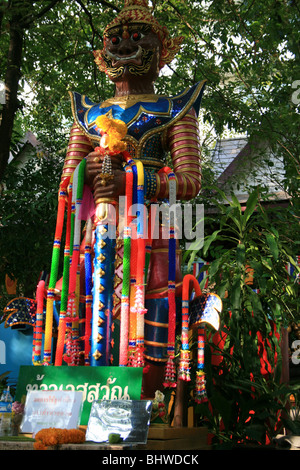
[185,187,300,447]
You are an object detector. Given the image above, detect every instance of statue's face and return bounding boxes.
[102,23,161,87]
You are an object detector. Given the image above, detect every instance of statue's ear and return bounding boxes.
[159,58,166,70]
[159,35,183,69]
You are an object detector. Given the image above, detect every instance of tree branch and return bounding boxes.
[20,0,61,29]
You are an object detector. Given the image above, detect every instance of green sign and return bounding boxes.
[16,365,143,425]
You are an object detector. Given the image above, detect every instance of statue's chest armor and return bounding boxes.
[70,81,205,167]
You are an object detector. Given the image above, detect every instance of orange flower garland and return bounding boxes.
[33,428,85,450]
[95,115,127,153]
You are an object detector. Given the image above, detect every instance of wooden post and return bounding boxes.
[280,327,290,384]
[173,378,188,427]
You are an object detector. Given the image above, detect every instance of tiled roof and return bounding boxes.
[209,137,289,202]
[211,137,248,178]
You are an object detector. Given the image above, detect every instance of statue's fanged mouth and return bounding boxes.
[106,45,143,67]
[102,47,155,78]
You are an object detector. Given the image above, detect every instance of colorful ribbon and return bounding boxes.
[195,326,208,403]
[84,218,93,365]
[160,167,177,387]
[68,159,86,365]
[54,177,73,366]
[119,159,133,366]
[43,176,70,364]
[178,274,202,381]
[32,280,45,364]
[131,160,147,367]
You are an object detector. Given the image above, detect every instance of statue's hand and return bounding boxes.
[93,169,126,201]
[85,151,125,201]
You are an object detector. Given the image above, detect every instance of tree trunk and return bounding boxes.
[173,378,188,427]
[0,17,23,181]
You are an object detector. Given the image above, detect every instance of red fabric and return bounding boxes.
[208,318,281,445]
[210,318,279,376]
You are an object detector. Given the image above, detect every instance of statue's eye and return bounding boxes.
[111,36,121,45]
[131,31,143,41]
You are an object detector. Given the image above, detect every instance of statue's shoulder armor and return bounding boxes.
[69,80,206,145]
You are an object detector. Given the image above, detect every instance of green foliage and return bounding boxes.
[187,189,298,316]
[0,151,64,297]
[197,356,300,448]
[185,187,299,446]
[203,188,298,326]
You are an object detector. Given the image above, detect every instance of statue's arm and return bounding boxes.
[60,123,94,185]
[155,108,201,200]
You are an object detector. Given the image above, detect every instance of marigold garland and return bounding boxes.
[33,428,85,450]
[95,115,127,152]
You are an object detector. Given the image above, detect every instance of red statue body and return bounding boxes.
[57,0,206,395]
